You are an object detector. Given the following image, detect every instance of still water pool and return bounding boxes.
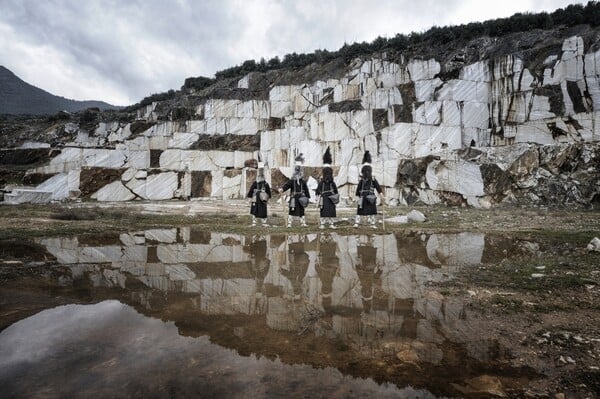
[0,228,540,398]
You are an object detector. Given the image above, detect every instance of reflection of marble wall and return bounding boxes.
[38,230,496,361]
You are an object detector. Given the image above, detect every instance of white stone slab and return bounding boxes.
[36,173,69,200]
[407,59,441,81]
[413,101,441,125]
[529,95,556,120]
[492,55,523,78]
[124,150,150,169]
[462,102,489,129]
[204,99,240,119]
[143,121,180,137]
[462,127,490,147]
[460,61,491,82]
[380,123,413,159]
[222,173,242,199]
[413,125,462,158]
[82,149,126,168]
[20,142,51,149]
[562,36,584,60]
[35,148,83,174]
[159,150,235,171]
[168,132,199,149]
[149,136,169,150]
[91,180,136,202]
[441,101,461,127]
[121,168,137,182]
[514,122,555,145]
[362,87,403,109]
[211,170,224,197]
[270,101,293,117]
[270,85,297,102]
[415,78,443,102]
[425,159,484,197]
[585,74,600,112]
[3,189,53,204]
[436,80,489,102]
[295,140,325,167]
[333,84,360,103]
[235,100,270,119]
[145,229,178,243]
[126,172,179,200]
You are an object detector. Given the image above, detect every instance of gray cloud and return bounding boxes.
[0,0,578,105]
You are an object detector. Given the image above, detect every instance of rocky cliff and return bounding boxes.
[1,22,600,208]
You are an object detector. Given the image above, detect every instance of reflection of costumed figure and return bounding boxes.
[355,151,383,228]
[247,159,271,227]
[302,251,323,311]
[279,153,310,227]
[315,146,338,229]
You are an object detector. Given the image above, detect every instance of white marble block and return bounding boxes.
[413,125,462,158]
[91,180,136,202]
[460,61,491,82]
[425,159,484,197]
[414,101,442,125]
[415,78,443,102]
[126,172,179,200]
[462,102,489,129]
[407,59,441,81]
[168,132,199,149]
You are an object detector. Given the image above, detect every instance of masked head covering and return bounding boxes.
[322,146,333,183]
[293,153,304,180]
[361,150,372,180]
[256,154,265,182]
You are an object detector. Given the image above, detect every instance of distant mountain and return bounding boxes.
[0,66,121,115]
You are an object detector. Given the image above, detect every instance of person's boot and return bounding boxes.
[301,216,308,227]
[262,218,269,227]
[329,218,336,229]
[369,215,377,229]
[353,215,360,227]
[251,216,256,227]
[319,218,325,229]
[287,216,292,228]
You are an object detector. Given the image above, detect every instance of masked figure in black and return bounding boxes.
[247,160,271,227]
[315,146,338,229]
[279,153,310,227]
[355,151,383,228]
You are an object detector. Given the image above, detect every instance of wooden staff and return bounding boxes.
[381,194,385,231]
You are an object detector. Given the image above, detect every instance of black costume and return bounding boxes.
[247,180,271,218]
[316,147,338,219]
[280,153,310,227]
[317,180,338,217]
[282,178,310,217]
[354,151,383,228]
[355,177,382,215]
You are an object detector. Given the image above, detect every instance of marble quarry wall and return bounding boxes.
[2,35,600,207]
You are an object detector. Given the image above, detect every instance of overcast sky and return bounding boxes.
[0,0,580,106]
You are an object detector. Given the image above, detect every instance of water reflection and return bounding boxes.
[0,301,436,399]
[35,230,490,357]
[21,229,534,396]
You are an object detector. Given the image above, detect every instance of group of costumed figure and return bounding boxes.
[247,148,384,228]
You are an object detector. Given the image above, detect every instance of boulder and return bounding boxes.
[587,237,600,252]
[406,210,426,223]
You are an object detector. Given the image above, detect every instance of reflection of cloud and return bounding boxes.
[0,301,437,399]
